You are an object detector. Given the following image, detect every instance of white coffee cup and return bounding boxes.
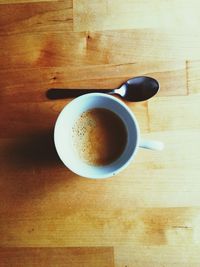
[54,93,164,179]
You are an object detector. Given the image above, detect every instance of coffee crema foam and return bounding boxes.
[72,108,127,166]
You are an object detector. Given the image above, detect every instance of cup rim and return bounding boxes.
[54,93,140,179]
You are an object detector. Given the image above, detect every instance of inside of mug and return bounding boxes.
[54,93,139,179]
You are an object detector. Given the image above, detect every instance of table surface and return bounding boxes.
[1,0,200,266]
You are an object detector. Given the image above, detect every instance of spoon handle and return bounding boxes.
[46,88,114,99]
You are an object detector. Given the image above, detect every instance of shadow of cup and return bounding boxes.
[8,128,60,170]
[1,128,77,201]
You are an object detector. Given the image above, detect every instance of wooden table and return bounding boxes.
[1,0,200,266]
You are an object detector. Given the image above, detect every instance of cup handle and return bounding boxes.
[139,139,164,151]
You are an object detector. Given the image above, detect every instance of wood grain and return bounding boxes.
[0,247,114,267]
[0,1,72,34]
[0,0,58,4]
[0,32,87,69]
[148,95,200,131]
[1,205,200,246]
[86,30,200,62]
[1,30,200,71]
[1,0,200,266]
[74,0,200,32]
[115,245,200,267]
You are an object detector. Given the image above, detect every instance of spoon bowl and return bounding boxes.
[47,76,159,102]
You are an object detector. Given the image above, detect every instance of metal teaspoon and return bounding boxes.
[46,76,159,102]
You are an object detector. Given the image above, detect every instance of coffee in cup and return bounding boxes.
[72,108,127,166]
